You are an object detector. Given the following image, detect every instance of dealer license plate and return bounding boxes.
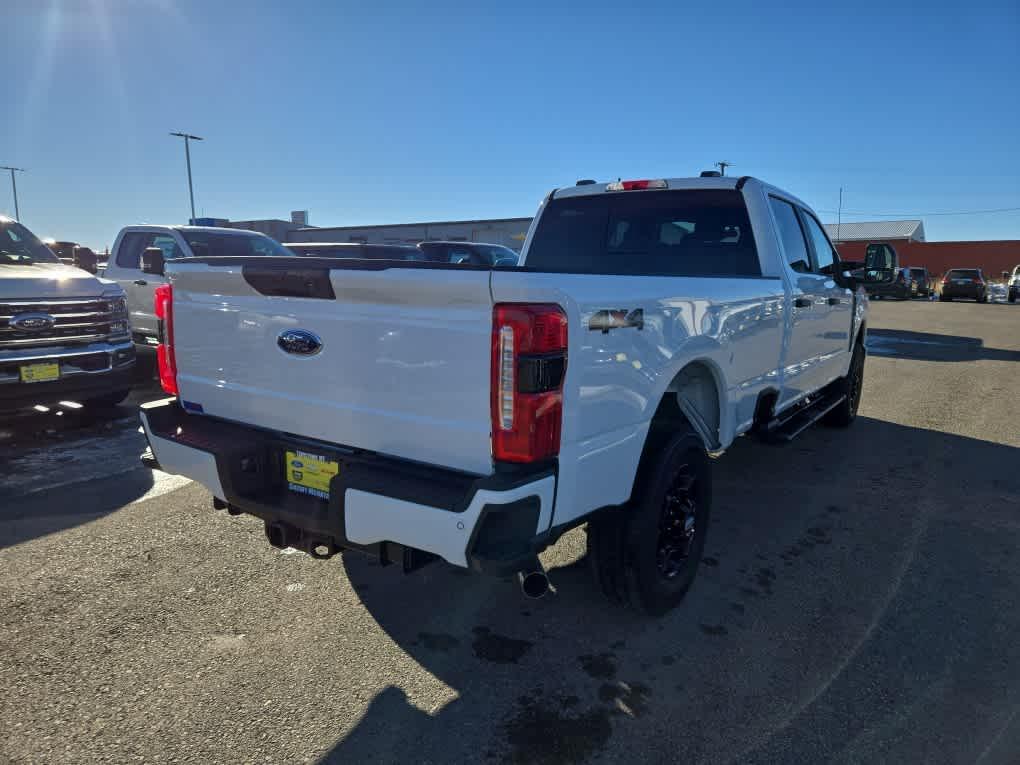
[20,362,60,383]
[285,450,339,499]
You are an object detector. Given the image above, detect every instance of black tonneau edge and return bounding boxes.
[168,255,499,271]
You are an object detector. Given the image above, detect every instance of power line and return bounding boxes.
[817,206,1020,218]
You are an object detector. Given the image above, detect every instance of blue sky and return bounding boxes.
[3,0,1018,250]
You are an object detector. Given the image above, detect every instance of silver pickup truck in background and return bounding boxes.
[0,217,134,413]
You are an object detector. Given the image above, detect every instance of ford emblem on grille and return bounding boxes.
[277,329,322,356]
[10,312,56,332]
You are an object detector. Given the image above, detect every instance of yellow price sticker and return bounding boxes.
[285,450,340,499]
[20,363,60,383]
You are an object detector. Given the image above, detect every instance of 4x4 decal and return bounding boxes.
[588,308,644,334]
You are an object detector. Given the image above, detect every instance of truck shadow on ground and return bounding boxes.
[0,383,163,547]
[0,464,155,548]
[321,417,1020,764]
[867,329,1020,363]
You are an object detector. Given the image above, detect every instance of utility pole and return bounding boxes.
[715,161,733,176]
[169,132,203,223]
[1,166,25,221]
[836,186,844,243]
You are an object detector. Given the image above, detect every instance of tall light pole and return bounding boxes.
[1,166,25,221]
[836,186,844,243]
[169,132,203,223]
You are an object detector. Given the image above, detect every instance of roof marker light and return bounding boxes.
[605,179,668,192]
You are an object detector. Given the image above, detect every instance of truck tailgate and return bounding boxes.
[168,261,495,476]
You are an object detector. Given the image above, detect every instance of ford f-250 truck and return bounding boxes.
[138,176,891,615]
[1,217,134,413]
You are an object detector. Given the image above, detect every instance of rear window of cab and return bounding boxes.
[526,190,760,277]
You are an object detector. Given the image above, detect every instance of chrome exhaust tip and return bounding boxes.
[518,561,550,599]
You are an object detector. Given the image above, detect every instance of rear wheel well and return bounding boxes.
[664,362,721,451]
[631,362,720,499]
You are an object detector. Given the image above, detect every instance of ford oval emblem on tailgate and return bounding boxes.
[11,312,56,332]
[277,329,322,356]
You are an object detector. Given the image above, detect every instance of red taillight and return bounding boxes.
[606,179,668,191]
[491,304,567,463]
[154,284,178,396]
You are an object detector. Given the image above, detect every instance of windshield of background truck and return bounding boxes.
[180,231,292,258]
[526,190,759,276]
[0,220,61,264]
[948,269,980,278]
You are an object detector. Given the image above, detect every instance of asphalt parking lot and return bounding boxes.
[2,300,1019,764]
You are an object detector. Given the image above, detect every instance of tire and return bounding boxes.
[823,340,865,428]
[978,294,988,304]
[85,389,131,408]
[1009,290,1017,304]
[588,426,711,616]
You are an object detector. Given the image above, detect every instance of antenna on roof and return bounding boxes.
[715,161,733,176]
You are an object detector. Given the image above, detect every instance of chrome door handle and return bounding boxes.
[133,279,148,286]
[794,297,812,308]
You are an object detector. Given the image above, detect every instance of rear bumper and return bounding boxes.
[0,339,135,412]
[940,286,984,299]
[139,398,557,573]
[866,283,910,298]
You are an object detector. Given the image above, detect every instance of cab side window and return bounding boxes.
[115,232,147,268]
[798,211,838,275]
[769,197,811,274]
[116,232,183,269]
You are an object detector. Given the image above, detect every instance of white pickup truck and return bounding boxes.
[1,217,135,413]
[139,176,891,615]
[102,225,295,351]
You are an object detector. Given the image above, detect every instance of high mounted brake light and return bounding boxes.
[491,304,567,463]
[154,284,178,396]
[605,179,668,191]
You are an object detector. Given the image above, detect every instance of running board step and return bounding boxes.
[761,392,846,443]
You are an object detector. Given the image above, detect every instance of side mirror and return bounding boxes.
[140,246,165,276]
[73,247,98,274]
[862,268,897,286]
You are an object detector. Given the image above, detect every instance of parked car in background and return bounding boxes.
[939,268,987,302]
[907,267,933,298]
[45,240,99,274]
[283,242,423,260]
[1008,264,1020,303]
[1,217,134,413]
[47,240,77,265]
[865,266,915,300]
[416,241,519,266]
[105,225,294,351]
